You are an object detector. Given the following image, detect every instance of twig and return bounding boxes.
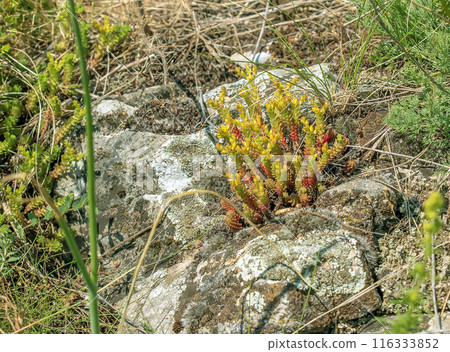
[143,34,168,86]
[355,143,431,177]
[97,56,149,83]
[435,170,450,192]
[347,145,450,170]
[98,206,169,260]
[251,0,270,62]
[102,46,110,95]
[431,249,442,331]
[441,287,450,317]
[385,133,411,229]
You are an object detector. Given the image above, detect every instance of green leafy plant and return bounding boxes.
[0,213,24,278]
[384,78,450,149]
[91,16,131,67]
[31,192,88,253]
[0,0,130,253]
[1,0,132,334]
[0,0,54,48]
[0,246,118,333]
[55,2,90,53]
[208,65,349,231]
[362,0,450,154]
[368,0,449,74]
[60,0,99,333]
[25,51,77,112]
[389,191,445,333]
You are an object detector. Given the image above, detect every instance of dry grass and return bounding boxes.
[81,1,370,97]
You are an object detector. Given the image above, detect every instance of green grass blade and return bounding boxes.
[66,0,99,334]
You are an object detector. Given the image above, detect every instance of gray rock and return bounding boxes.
[54,99,232,279]
[118,83,186,107]
[97,83,205,135]
[122,209,381,334]
[230,51,272,68]
[203,64,334,105]
[53,71,404,334]
[315,178,398,234]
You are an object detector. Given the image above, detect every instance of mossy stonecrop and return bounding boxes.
[208,65,349,231]
[1,47,84,251]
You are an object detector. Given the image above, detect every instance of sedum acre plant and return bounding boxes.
[0,2,131,256]
[208,65,349,231]
[91,16,131,68]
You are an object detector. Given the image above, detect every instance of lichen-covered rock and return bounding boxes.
[315,178,398,234]
[122,209,381,334]
[54,99,232,293]
[94,83,207,135]
[370,174,449,320]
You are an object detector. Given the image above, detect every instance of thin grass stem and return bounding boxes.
[66,0,99,334]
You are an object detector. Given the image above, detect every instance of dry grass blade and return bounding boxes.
[347,145,450,170]
[441,287,450,317]
[0,281,23,332]
[98,207,168,260]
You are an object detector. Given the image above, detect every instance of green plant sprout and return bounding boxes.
[56,2,90,53]
[91,16,131,67]
[1,0,133,333]
[0,213,24,278]
[389,191,444,333]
